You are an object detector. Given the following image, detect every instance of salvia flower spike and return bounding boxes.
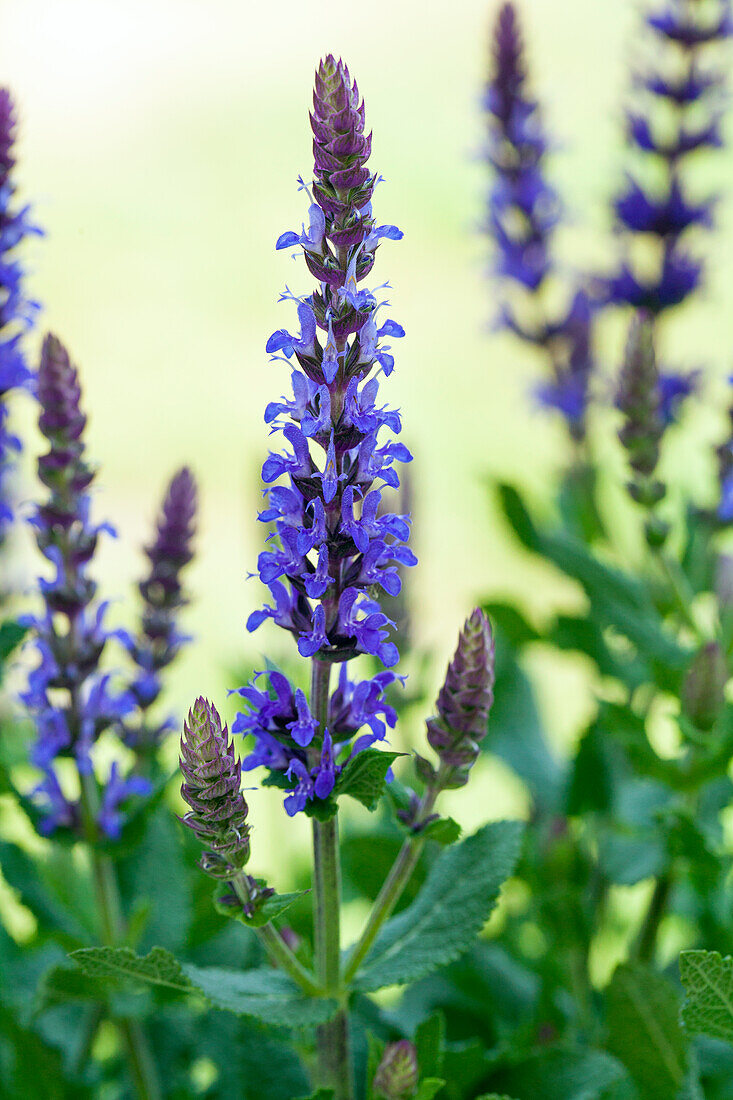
[0,88,41,543]
[238,55,414,815]
[608,0,731,318]
[426,607,495,789]
[373,1040,419,1099]
[21,334,148,838]
[180,697,251,878]
[484,4,595,439]
[122,466,197,753]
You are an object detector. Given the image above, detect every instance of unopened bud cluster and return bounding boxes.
[425,608,495,789]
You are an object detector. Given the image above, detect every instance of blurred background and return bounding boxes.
[3,0,733,870]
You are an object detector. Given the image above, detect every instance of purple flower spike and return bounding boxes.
[484,6,594,440]
[0,88,41,542]
[606,0,731,314]
[122,466,197,752]
[20,334,147,839]
[426,608,496,789]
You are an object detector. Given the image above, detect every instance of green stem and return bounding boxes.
[635,872,672,964]
[343,779,441,985]
[79,774,162,1100]
[310,659,354,1100]
[230,874,321,996]
[654,549,705,644]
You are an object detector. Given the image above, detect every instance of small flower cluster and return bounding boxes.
[0,88,40,540]
[240,56,414,814]
[609,0,731,315]
[484,3,595,439]
[121,467,197,755]
[21,336,194,838]
[233,665,400,815]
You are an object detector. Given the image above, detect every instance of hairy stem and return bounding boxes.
[79,773,162,1100]
[343,780,441,985]
[310,658,354,1100]
[230,874,320,996]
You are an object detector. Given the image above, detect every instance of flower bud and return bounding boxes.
[180,697,251,877]
[682,642,728,732]
[426,608,495,788]
[617,312,663,481]
[373,1040,418,1099]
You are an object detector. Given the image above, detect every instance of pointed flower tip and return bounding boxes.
[373,1040,419,1100]
[426,609,495,788]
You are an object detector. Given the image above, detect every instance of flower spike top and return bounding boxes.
[607,0,732,316]
[21,334,148,838]
[0,88,41,541]
[239,56,414,815]
[122,466,197,754]
[484,4,595,441]
[425,608,495,789]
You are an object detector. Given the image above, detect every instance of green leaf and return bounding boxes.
[606,963,688,1099]
[414,1012,445,1079]
[476,1095,519,1100]
[481,602,540,648]
[0,620,27,662]
[37,963,109,1009]
[296,1092,335,1100]
[414,1081,445,1100]
[336,750,404,811]
[214,883,308,928]
[354,820,523,992]
[680,950,733,1045]
[70,945,339,1028]
[490,1046,626,1100]
[421,816,461,845]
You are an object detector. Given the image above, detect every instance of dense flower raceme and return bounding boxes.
[484,3,595,438]
[241,55,415,814]
[21,335,150,838]
[608,0,731,317]
[0,88,41,540]
[120,466,197,754]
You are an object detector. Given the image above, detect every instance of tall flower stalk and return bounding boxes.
[0,88,40,553]
[484,2,595,441]
[121,466,197,763]
[607,0,731,420]
[236,54,414,1095]
[21,333,160,1098]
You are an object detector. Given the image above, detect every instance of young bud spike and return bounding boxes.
[180,697,251,877]
[373,1040,419,1099]
[426,608,495,788]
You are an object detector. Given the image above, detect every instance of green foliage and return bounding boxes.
[680,951,733,1045]
[71,944,340,1027]
[488,1046,627,1100]
[354,821,523,992]
[606,963,689,1099]
[336,750,404,811]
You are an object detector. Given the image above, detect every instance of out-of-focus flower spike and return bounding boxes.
[373,1040,419,1099]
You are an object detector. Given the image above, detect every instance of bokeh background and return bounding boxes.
[3,0,733,873]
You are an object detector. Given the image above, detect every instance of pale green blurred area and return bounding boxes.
[3,0,733,875]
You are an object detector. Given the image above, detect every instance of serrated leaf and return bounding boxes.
[336,750,403,811]
[606,963,688,1099]
[421,816,461,845]
[680,950,733,1045]
[214,883,307,928]
[70,945,339,1027]
[37,963,109,1009]
[354,820,523,992]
